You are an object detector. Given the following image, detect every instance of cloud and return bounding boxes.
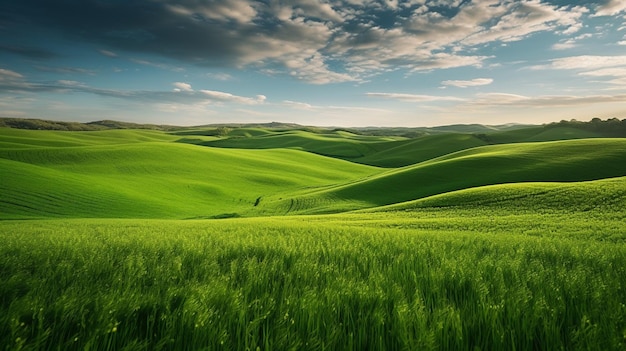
[173,82,193,92]
[206,73,233,81]
[199,90,266,104]
[441,78,493,88]
[0,68,24,80]
[530,54,626,86]
[0,69,266,105]
[0,0,615,84]
[0,44,57,59]
[366,92,466,102]
[593,0,626,17]
[551,33,593,50]
[34,65,96,75]
[98,49,118,57]
[282,99,388,113]
[543,55,626,70]
[130,58,185,72]
[471,92,626,107]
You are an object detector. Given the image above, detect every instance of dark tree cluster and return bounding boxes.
[0,118,102,131]
[546,118,626,137]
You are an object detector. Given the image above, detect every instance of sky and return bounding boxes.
[1,0,626,127]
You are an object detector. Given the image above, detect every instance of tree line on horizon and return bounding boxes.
[546,117,626,136]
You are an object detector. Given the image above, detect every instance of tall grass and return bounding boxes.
[2,212,625,350]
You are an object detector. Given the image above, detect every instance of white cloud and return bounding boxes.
[0,68,24,80]
[471,92,626,107]
[167,0,256,23]
[283,100,314,109]
[282,99,388,113]
[461,1,586,45]
[57,80,86,87]
[552,39,577,50]
[98,49,117,57]
[173,82,193,92]
[366,92,466,102]
[531,55,626,70]
[200,90,266,104]
[206,73,233,81]
[593,0,626,17]
[441,78,493,88]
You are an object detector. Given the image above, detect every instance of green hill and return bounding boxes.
[256,138,626,214]
[373,176,626,215]
[193,129,491,168]
[201,129,402,158]
[0,129,378,219]
[352,133,488,167]
[3,126,626,219]
[0,128,180,148]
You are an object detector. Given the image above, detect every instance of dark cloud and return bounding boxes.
[2,0,243,64]
[0,0,612,83]
[0,44,57,59]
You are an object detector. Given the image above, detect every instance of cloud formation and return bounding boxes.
[0,70,266,106]
[441,78,494,88]
[593,0,626,17]
[471,92,626,107]
[532,55,626,86]
[366,92,466,102]
[1,0,611,84]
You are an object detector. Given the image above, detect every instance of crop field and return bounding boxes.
[1,122,626,350]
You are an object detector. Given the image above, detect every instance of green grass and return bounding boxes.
[258,138,626,214]
[200,129,403,159]
[352,133,488,167]
[0,128,180,148]
[1,186,625,350]
[0,130,378,219]
[2,125,626,350]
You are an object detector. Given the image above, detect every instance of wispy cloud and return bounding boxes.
[130,58,185,72]
[34,65,96,75]
[0,68,24,80]
[199,90,266,105]
[441,78,493,88]
[366,93,466,102]
[531,55,626,86]
[173,82,193,92]
[282,100,388,113]
[98,49,118,57]
[471,92,626,107]
[0,71,266,106]
[593,0,626,17]
[0,44,57,59]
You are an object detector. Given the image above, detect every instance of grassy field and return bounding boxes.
[1,124,626,350]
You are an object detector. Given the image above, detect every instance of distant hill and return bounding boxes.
[0,118,177,131]
[0,117,536,136]
[255,138,626,214]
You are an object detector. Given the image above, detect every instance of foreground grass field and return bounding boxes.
[2,181,625,350]
[2,124,626,350]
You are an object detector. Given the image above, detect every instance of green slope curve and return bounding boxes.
[0,138,378,219]
[256,138,626,214]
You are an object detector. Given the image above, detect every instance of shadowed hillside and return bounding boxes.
[255,139,626,215]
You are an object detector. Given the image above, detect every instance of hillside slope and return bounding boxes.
[255,138,626,214]
[374,176,626,215]
[0,129,378,219]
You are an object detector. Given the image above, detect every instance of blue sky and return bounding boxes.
[1,0,625,127]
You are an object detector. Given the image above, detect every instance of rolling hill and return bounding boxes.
[2,123,626,219]
[255,138,626,215]
[0,128,378,219]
